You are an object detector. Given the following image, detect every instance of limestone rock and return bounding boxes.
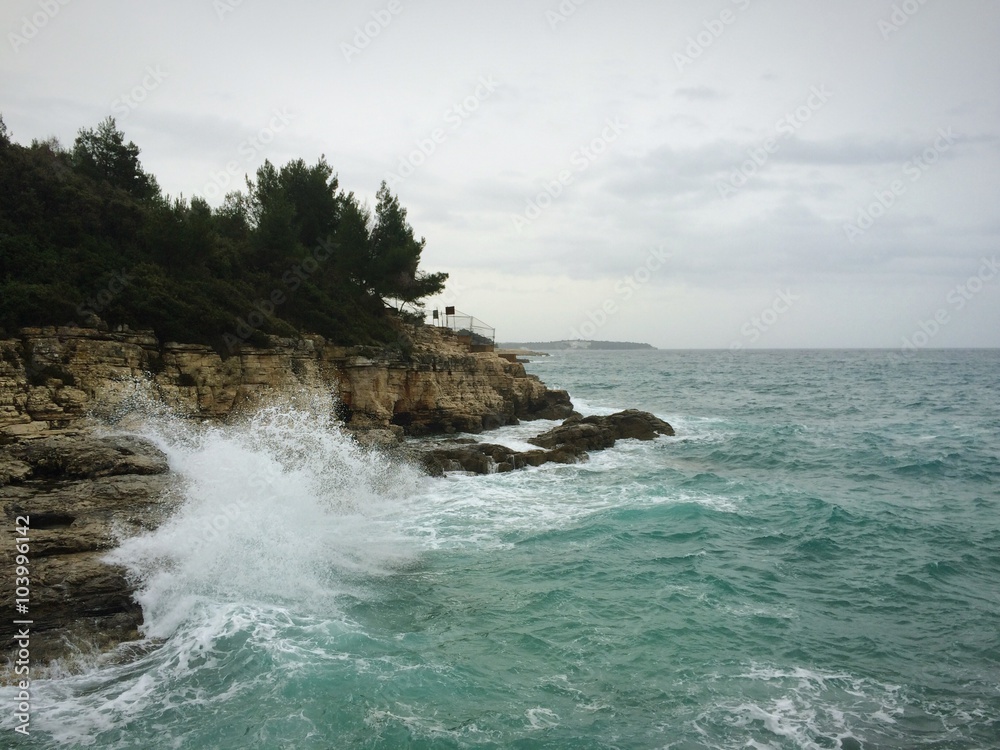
[1,434,174,665]
[418,442,529,475]
[519,388,576,421]
[348,426,405,450]
[1,324,572,439]
[0,455,32,486]
[8,434,169,479]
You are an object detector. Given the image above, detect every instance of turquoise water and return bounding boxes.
[4,350,999,748]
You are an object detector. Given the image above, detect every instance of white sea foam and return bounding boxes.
[99,390,427,640]
[694,664,903,750]
[474,418,563,451]
[565,397,624,416]
[402,454,740,553]
[11,602,357,746]
[525,706,560,730]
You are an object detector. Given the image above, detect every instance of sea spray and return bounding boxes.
[104,388,425,640]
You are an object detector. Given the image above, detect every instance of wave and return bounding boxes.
[696,664,903,750]
[104,390,426,640]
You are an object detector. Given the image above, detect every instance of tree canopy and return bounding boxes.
[71,117,160,201]
[0,117,447,351]
[368,182,448,309]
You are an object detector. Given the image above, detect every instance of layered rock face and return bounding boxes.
[0,322,574,439]
[1,433,174,665]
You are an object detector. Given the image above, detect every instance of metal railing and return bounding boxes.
[436,309,495,350]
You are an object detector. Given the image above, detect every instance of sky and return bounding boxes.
[2,0,998,349]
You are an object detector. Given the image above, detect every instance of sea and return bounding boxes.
[3,349,999,749]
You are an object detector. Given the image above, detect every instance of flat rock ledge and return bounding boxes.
[1,432,175,670]
[415,410,674,476]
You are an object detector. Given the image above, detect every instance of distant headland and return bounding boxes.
[499,340,656,351]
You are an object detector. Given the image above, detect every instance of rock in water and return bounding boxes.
[528,409,674,451]
[416,410,674,476]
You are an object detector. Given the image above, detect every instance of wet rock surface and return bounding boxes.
[415,410,674,476]
[1,432,174,666]
[528,409,675,450]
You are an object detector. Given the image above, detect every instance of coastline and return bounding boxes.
[0,322,584,668]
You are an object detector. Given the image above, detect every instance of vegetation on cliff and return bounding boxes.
[0,115,447,350]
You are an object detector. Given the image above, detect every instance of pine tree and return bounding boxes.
[71,117,159,200]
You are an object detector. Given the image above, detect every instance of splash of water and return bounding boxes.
[104,388,426,640]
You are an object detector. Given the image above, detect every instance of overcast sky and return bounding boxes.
[3,0,998,348]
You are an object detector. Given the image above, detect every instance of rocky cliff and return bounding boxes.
[0,322,573,440]
[0,322,575,670]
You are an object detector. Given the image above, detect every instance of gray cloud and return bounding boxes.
[1,0,998,347]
